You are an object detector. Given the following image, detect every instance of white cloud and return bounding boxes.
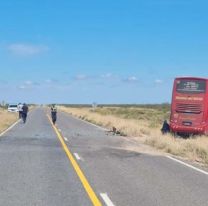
[7,43,49,56]
[24,80,33,85]
[154,79,163,84]
[128,76,138,81]
[101,73,113,78]
[45,79,59,84]
[75,74,88,80]
[123,76,138,82]
[18,80,40,90]
[45,79,52,83]
[18,85,26,90]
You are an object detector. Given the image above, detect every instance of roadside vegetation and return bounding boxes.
[0,107,18,133]
[60,105,208,165]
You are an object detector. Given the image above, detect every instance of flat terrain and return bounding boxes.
[0,107,208,205]
[0,108,18,133]
[60,106,208,165]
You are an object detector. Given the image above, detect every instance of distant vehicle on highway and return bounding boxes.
[8,104,19,112]
[170,77,208,135]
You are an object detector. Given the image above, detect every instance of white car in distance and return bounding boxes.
[8,104,19,112]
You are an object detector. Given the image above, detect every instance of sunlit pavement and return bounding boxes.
[0,108,208,206]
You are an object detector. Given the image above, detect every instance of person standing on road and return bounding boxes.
[22,103,29,123]
[17,103,23,119]
[51,105,57,125]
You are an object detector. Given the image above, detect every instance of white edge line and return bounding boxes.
[0,119,21,137]
[100,193,115,206]
[80,119,107,131]
[64,137,68,142]
[0,109,33,137]
[166,156,208,176]
[61,111,107,131]
[74,153,81,160]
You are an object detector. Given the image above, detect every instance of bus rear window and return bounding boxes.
[176,80,206,94]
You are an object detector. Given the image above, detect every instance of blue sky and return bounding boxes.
[1,0,208,104]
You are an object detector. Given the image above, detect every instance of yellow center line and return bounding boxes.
[47,115,102,206]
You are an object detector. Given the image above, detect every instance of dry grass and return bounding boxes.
[59,106,208,165]
[0,108,18,133]
[144,130,208,164]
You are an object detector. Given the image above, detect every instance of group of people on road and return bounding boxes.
[17,103,58,125]
[16,103,168,135]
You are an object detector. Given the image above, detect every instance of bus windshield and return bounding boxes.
[176,79,206,94]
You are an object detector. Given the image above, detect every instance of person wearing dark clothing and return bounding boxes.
[22,103,29,123]
[161,120,170,134]
[51,106,57,124]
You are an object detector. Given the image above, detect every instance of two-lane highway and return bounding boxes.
[1,107,208,206]
[57,110,208,206]
[0,108,92,206]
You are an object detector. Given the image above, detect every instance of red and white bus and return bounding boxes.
[170,77,208,135]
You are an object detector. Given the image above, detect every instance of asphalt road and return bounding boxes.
[0,108,208,206]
